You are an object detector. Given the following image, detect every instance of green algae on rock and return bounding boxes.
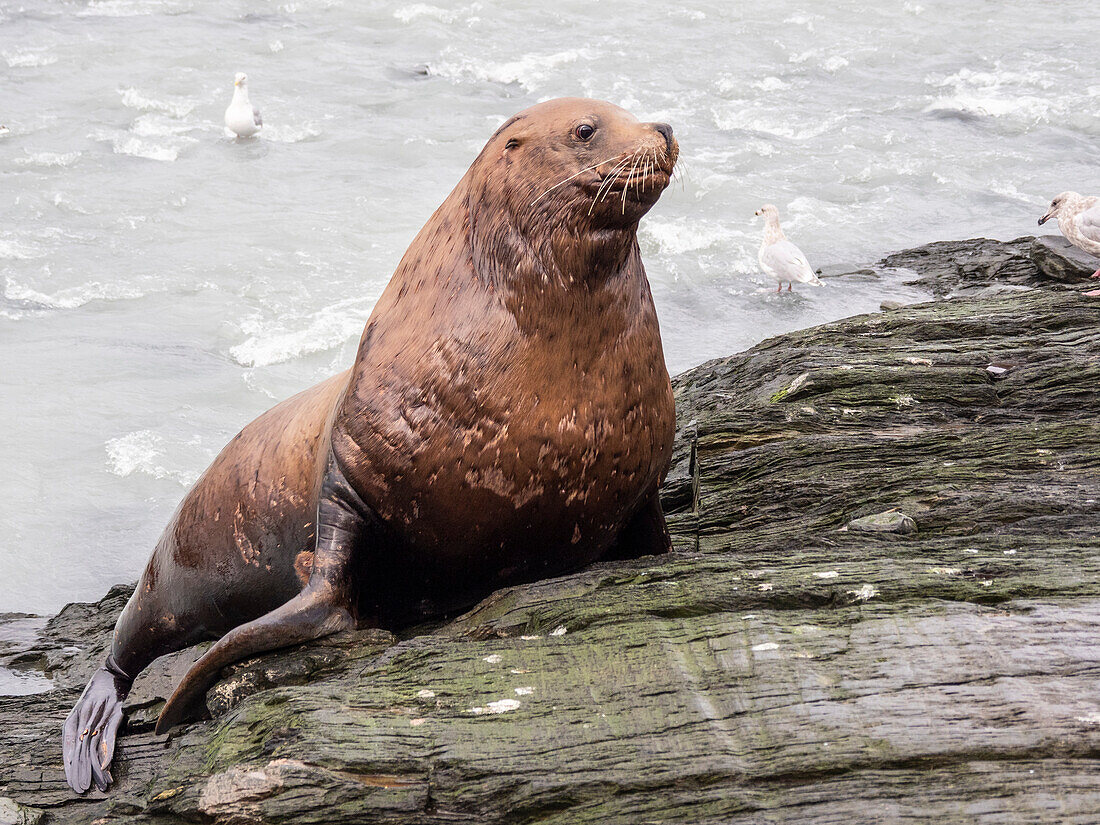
[1,236,1098,824]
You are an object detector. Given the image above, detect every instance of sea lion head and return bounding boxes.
[464,98,678,283]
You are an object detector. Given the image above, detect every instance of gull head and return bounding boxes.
[1039,191,1076,226]
[755,204,780,223]
[234,72,248,87]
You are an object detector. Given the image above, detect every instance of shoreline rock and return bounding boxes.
[2,235,1098,824]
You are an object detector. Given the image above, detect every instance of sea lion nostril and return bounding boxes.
[652,123,674,153]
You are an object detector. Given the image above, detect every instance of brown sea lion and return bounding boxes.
[62,97,679,793]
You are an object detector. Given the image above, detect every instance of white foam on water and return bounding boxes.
[13,151,81,167]
[77,0,191,17]
[95,131,180,162]
[428,48,588,91]
[924,65,1059,123]
[230,299,374,367]
[394,3,465,24]
[641,217,741,257]
[0,238,45,260]
[784,13,817,31]
[4,50,58,67]
[668,7,704,20]
[51,193,90,213]
[988,180,1039,204]
[924,94,1050,121]
[751,76,791,93]
[262,122,323,143]
[130,113,196,138]
[711,104,843,141]
[118,87,196,118]
[4,276,148,309]
[105,430,199,486]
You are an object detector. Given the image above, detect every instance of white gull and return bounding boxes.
[1038,191,1100,292]
[224,72,262,139]
[754,204,821,293]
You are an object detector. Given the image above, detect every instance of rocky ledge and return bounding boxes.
[2,236,1098,825]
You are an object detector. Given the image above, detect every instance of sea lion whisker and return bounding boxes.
[671,157,690,192]
[596,159,629,208]
[530,154,622,207]
[589,170,619,214]
[590,164,618,210]
[622,151,642,214]
[590,157,631,215]
[592,158,626,202]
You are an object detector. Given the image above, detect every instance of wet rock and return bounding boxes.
[848,510,918,534]
[880,234,1095,299]
[1,237,1098,824]
[0,797,44,825]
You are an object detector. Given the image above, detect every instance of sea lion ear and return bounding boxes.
[504,138,520,150]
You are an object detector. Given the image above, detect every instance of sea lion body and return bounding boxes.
[64,97,679,794]
[110,373,347,674]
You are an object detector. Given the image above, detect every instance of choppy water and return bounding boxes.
[2,0,1097,615]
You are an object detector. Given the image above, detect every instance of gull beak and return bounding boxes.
[1038,210,1053,226]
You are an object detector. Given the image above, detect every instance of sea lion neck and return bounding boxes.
[465,179,639,294]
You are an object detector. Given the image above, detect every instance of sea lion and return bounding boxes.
[63,97,679,793]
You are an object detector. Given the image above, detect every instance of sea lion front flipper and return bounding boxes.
[155,454,370,734]
[602,491,673,561]
[62,656,131,793]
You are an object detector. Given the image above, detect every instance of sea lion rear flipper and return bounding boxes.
[62,656,131,793]
[156,454,369,734]
[155,584,354,733]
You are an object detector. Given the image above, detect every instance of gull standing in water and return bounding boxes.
[224,73,262,139]
[1038,192,1100,291]
[755,204,821,293]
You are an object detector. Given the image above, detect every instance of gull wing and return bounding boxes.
[1075,201,1100,247]
[761,239,818,283]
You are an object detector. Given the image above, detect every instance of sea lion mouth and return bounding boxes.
[585,149,675,212]
[601,168,671,201]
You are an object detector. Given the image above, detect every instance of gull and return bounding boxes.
[1039,191,1100,292]
[755,204,822,292]
[224,72,262,139]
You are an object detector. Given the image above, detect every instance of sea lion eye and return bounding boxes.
[573,123,595,141]
[505,138,519,149]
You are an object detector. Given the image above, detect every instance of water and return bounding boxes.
[1,0,1097,616]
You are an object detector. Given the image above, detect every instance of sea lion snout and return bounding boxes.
[651,122,674,154]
